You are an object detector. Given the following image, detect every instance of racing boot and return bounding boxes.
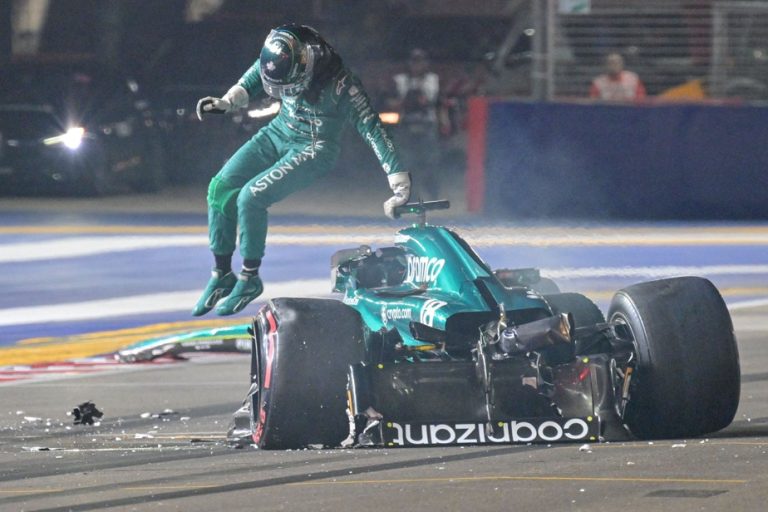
[215,272,264,316]
[192,269,237,316]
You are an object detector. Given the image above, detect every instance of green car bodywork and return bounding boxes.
[119,202,553,361]
[118,201,740,449]
[334,224,549,349]
[117,324,252,362]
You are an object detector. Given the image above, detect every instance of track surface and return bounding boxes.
[1,194,767,511]
[1,316,767,512]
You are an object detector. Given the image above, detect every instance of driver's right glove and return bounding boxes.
[196,96,232,120]
[196,85,249,121]
[383,172,411,219]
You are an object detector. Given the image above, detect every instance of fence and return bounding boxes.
[461,0,768,219]
[532,0,768,101]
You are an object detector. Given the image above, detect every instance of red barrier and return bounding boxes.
[465,96,489,213]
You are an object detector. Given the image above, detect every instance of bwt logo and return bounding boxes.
[406,256,445,284]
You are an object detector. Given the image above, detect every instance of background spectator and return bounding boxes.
[590,52,647,101]
[389,48,441,199]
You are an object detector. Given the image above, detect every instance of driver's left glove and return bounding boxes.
[383,172,411,219]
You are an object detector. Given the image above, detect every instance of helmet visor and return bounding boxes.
[261,76,310,99]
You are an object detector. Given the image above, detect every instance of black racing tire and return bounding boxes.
[543,292,606,362]
[608,277,740,439]
[532,277,561,295]
[544,292,604,327]
[493,269,560,294]
[250,298,365,449]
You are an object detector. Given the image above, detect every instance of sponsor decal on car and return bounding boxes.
[383,417,596,446]
[406,256,445,284]
[381,305,413,325]
[419,299,447,327]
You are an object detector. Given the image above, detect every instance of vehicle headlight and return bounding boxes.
[43,127,86,150]
[62,127,85,149]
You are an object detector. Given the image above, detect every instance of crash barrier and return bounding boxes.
[466,98,768,219]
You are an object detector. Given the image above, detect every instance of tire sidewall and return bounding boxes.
[608,277,740,439]
[252,298,365,449]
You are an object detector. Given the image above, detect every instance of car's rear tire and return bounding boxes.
[249,298,365,449]
[544,292,605,326]
[608,277,740,439]
[532,277,561,295]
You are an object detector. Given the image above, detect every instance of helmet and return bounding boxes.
[259,25,319,99]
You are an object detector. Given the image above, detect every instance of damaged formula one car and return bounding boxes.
[229,201,740,449]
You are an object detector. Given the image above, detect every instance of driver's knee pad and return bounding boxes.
[207,175,240,217]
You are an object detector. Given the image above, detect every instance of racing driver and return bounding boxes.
[193,24,411,316]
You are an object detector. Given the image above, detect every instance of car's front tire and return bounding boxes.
[247,298,365,449]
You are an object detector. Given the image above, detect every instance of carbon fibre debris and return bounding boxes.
[72,401,103,426]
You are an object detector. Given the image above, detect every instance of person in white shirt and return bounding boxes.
[390,48,441,199]
[590,53,647,101]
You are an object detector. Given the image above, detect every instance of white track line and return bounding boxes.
[0,279,329,327]
[727,298,768,311]
[543,265,768,279]
[3,263,768,328]
[5,229,768,263]
[0,236,207,263]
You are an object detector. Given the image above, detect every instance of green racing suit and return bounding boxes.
[207,60,403,260]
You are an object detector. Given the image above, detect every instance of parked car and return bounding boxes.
[0,58,164,195]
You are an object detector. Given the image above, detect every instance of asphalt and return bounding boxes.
[0,307,766,512]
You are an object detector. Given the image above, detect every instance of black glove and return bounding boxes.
[196,96,232,121]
